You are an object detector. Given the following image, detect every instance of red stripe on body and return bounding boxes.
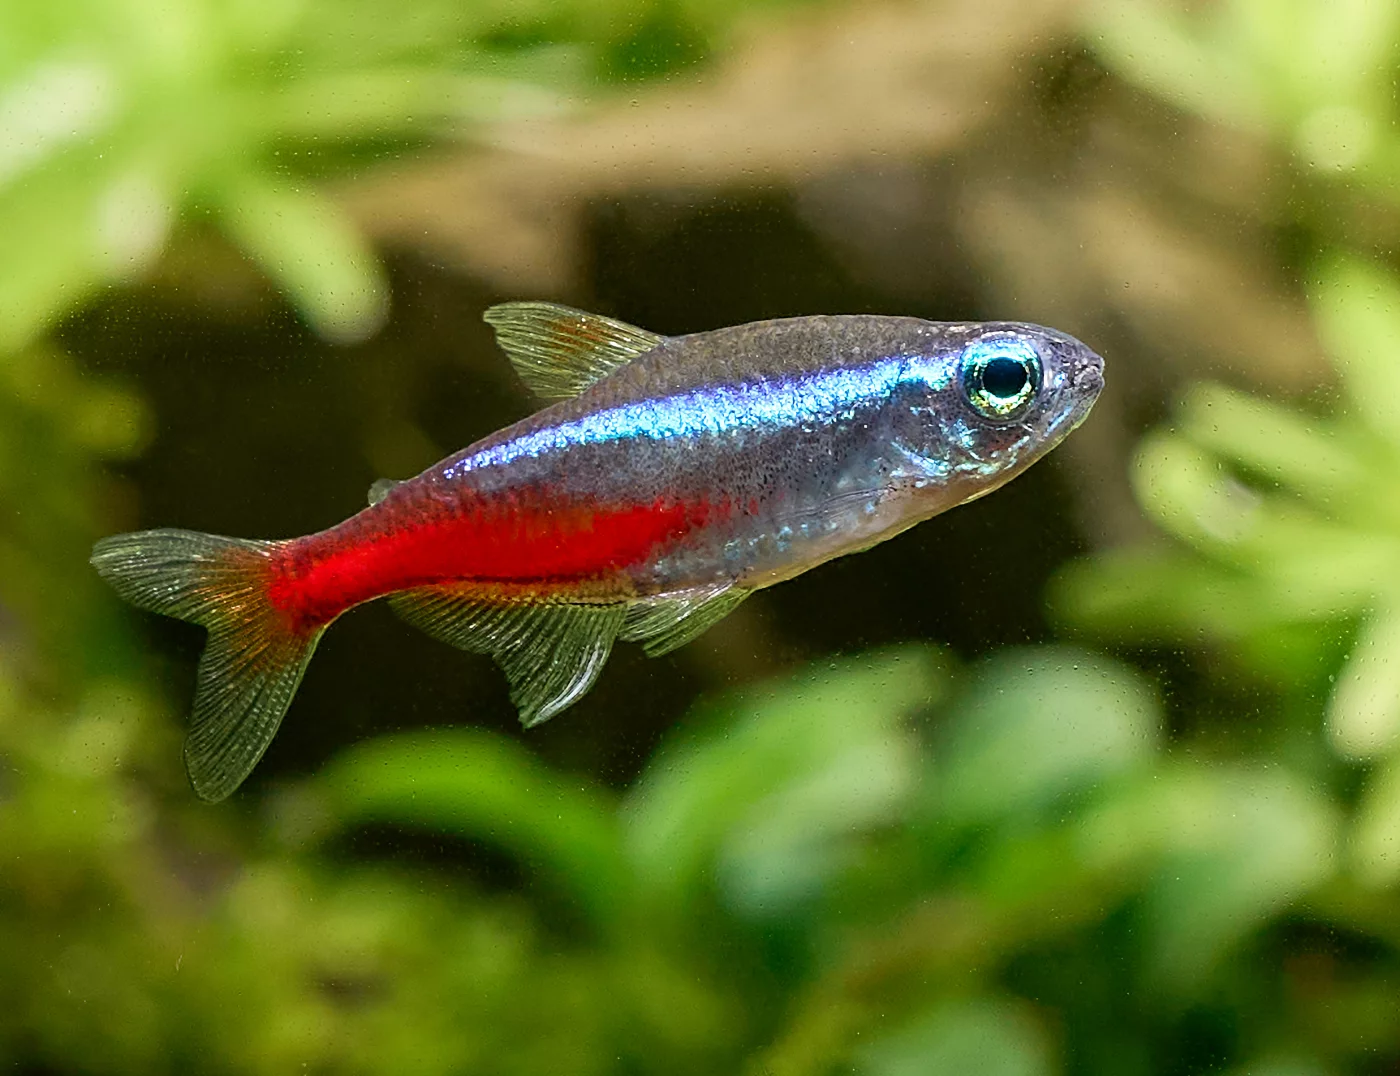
[267,492,722,631]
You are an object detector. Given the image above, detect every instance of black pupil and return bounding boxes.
[981,356,1028,399]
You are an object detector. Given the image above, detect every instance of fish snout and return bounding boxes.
[1072,348,1105,398]
[1043,334,1104,435]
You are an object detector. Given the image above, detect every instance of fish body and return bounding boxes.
[92,304,1104,801]
[277,315,1098,614]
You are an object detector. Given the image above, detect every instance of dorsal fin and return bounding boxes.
[367,478,402,506]
[483,302,664,401]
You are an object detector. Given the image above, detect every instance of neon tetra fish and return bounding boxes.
[92,303,1104,801]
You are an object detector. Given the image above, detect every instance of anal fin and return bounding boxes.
[391,586,627,727]
[621,584,750,657]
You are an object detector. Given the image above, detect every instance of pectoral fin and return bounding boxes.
[484,302,664,400]
[391,586,627,727]
[621,584,750,656]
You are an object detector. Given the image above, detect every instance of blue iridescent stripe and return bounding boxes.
[446,353,955,476]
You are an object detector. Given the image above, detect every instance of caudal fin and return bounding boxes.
[90,528,324,802]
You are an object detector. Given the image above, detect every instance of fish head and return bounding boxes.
[898,321,1104,502]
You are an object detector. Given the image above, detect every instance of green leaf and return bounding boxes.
[716,731,921,916]
[856,997,1053,1076]
[315,728,629,927]
[625,645,945,909]
[1049,546,1282,642]
[0,161,114,350]
[930,647,1161,828]
[1313,254,1400,443]
[1289,0,1400,105]
[256,68,567,140]
[1085,0,1265,129]
[1085,763,1338,991]
[0,59,118,189]
[1131,430,1265,556]
[1349,750,1400,887]
[217,170,389,343]
[1327,602,1400,759]
[1178,382,1366,508]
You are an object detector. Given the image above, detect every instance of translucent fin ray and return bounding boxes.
[621,584,750,656]
[90,528,323,802]
[391,587,627,726]
[483,301,663,401]
[185,621,323,801]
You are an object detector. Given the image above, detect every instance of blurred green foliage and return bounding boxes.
[1088,0,1400,178]
[8,639,1372,1075]
[10,0,1400,1073]
[1064,0,1400,905]
[0,0,803,347]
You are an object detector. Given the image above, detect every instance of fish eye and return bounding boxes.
[960,337,1042,420]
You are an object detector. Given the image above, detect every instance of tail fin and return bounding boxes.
[90,528,325,802]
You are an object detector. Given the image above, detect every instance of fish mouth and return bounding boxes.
[1041,338,1104,438]
[1073,344,1105,393]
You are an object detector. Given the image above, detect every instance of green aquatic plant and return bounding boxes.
[1088,0,1400,177]
[17,621,1361,1074]
[1072,0,1400,895]
[0,0,811,349]
[285,647,1355,1075]
[1,0,551,345]
[1052,255,1400,880]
